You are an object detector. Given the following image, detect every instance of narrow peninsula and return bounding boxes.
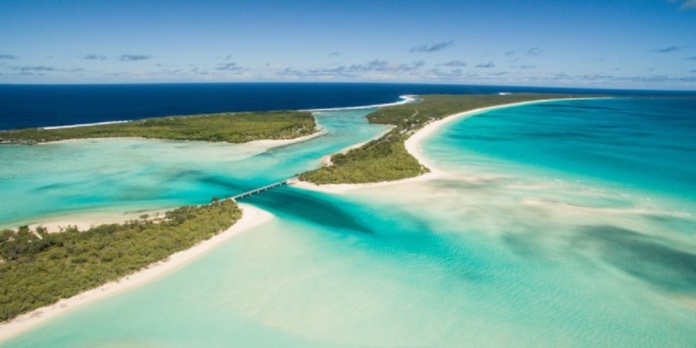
[299,94,574,184]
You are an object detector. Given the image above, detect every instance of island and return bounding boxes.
[0,110,316,144]
[0,94,575,326]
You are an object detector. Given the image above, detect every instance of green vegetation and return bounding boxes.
[0,108,316,322]
[0,94,577,321]
[0,111,316,144]
[0,199,241,322]
[300,94,572,184]
[300,129,426,184]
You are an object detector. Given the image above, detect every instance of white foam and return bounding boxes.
[42,120,131,130]
[302,95,417,112]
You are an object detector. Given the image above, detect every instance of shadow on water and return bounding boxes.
[244,185,500,283]
[576,225,696,292]
[198,174,252,193]
[241,186,374,235]
[32,182,76,192]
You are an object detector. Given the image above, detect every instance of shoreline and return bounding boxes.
[293,98,580,194]
[0,129,326,231]
[0,203,274,342]
[24,208,171,233]
[36,126,327,147]
[241,126,327,147]
[319,125,395,166]
[42,120,131,130]
[303,95,417,112]
[0,206,175,232]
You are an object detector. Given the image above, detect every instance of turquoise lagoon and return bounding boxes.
[0,108,390,228]
[3,98,696,347]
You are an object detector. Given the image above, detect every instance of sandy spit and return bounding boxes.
[293,98,576,194]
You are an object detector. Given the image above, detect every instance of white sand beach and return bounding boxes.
[243,126,327,147]
[0,203,273,342]
[293,98,567,194]
[25,208,170,233]
[40,126,327,148]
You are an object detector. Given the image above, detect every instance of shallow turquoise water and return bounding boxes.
[3,98,696,347]
[425,98,696,205]
[0,108,389,228]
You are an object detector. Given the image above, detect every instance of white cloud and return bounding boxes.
[410,40,454,53]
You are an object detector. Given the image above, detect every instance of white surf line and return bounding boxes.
[42,120,131,130]
[302,95,418,112]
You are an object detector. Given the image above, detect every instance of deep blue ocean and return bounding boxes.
[1,83,694,130]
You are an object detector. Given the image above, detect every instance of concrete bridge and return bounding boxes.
[231,177,296,201]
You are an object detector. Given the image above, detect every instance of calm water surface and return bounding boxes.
[3,97,696,347]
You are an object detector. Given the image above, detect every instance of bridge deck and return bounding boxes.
[231,178,294,201]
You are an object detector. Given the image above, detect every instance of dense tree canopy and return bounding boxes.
[0,200,242,322]
[0,111,316,144]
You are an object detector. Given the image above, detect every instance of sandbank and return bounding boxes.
[0,203,273,342]
[242,127,327,147]
[39,126,327,148]
[293,98,577,194]
[11,208,170,233]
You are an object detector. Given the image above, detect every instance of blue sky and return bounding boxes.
[1,0,695,89]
